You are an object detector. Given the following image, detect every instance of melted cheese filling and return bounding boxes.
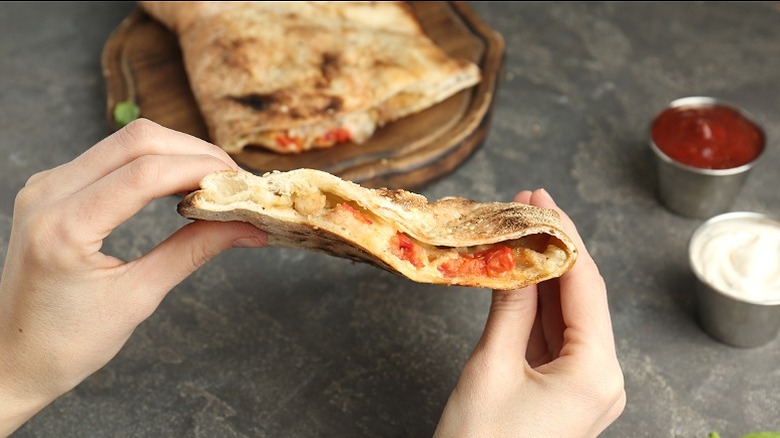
[253,110,378,152]
[282,190,569,281]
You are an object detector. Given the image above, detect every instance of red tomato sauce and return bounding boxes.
[651,104,764,169]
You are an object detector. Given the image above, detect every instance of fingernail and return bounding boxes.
[538,188,555,203]
[514,190,533,203]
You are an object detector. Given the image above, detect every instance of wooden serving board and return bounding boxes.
[101,2,505,190]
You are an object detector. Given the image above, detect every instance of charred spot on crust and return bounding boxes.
[372,58,398,70]
[230,93,277,111]
[377,188,408,200]
[320,53,341,82]
[324,96,342,113]
[456,206,539,235]
[214,37,259,73]
[377,188,429,210]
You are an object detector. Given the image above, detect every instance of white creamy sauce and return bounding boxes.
[691,215,780,303]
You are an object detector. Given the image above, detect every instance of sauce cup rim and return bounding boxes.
[649,96,766,175]
[688,211,780,306]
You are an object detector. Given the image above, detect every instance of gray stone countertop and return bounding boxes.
[1,2,778,437]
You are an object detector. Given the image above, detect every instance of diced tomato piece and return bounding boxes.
[314,127,351,147]
[332,127,351,142]
[325,127,351,143]
[337,203,372,225]
[479,246,515,276]
[390,232,424,268]
[275,134,303,151]
[438,254,486,278]
[438,246,515,278]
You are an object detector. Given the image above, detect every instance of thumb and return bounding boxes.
[477,286,538,359]
[123,220,267,309]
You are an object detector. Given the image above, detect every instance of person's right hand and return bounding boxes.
[434,188,625,437]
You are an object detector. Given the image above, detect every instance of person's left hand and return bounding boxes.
[0,119,268,435]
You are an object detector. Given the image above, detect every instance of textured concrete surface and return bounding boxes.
[2,2,779,437]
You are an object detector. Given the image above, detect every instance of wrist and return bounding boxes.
[0,375,56,437]
[0,334,61,437]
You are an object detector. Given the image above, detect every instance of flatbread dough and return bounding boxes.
[178,169,578,290]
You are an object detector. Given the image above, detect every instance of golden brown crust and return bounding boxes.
[177,169,577,290]
[138,1,481,154]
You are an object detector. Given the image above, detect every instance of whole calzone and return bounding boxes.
[178,169,578,290]
[138,1,482,154]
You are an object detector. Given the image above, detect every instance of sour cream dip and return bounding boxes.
[690,212,780,304]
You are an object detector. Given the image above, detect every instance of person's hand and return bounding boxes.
[0,119,268,436]
[434,189,625,438]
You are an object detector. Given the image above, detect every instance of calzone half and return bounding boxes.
[138,1,482,154]
[178,169,578,290]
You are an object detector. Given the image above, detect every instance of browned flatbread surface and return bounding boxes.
[138,1,482,154]
[178,169,577,290]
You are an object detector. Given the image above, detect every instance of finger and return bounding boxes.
[538,281,564,357]
[62,153,233,249]
[525,279,565,367]
[512,190,551,364]
[508,189,565,366]
[529,189,615,353]
[478,286,538,360]
[558,255,614,351]
[118,220,267,319]
[514,190,533,204]
[525,291,549,366]
[27,119,239,197]
[518,189,567,364]
[528,189,587,251]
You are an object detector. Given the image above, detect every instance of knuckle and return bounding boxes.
[115,117,230,163]
[612,387,628,418]
[121,293,159,326]
[21,218,49,258]
[23,169,50,188]
[122,155,163,190]
[490,289,534,311]
[15,170,53,211]
[14,185,40,213]
[601,371,626,404]
[114,118,167,153]
[579,254,605,279]
[189,238,216,270]
[121,118,162,141]
[21,208,74,267]
[580,364,625,409]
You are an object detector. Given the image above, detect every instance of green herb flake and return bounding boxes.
[113,100,140,128]
[709,432,780,438]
